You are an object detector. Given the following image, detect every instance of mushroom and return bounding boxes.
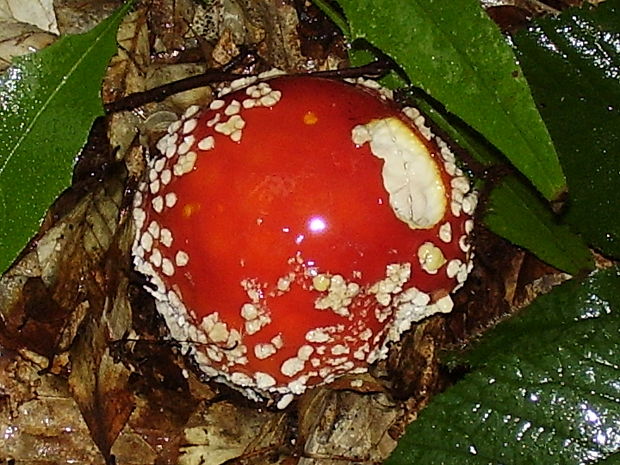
[131,74,476,408]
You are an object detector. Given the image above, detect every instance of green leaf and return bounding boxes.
[0,2,133,274]
[407,91,593,275]
[513,0,620,259]
[334,0,566,201]
[485,176,593,275]
[387,267,620,464]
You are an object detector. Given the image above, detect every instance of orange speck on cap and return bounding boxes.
[182,202,201,218]
[303,111,318,125]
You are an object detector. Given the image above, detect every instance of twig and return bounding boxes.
[104,58,394,114]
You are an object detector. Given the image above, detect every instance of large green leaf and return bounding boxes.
[334,0,566,201]
[513,0,620,259]
[0,2,132,274]
[387,266,620,464]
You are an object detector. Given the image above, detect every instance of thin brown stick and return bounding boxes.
[103,70,250,113]
[104,57,395,114]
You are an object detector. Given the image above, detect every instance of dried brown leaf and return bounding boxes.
[54,0,124,35]
[147,0,195,52]
[0,350,106,463]
[64,154,136,461]
[0,19,56,71]
[179,401,288,464]
[68,237,135,462]
[297,389,399,465]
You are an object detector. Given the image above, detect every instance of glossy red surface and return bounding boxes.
[140,77,470,389]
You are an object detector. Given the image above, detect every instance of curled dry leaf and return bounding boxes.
[54,0,124,35]
[0,19,56,71]
[66,176,136,461]
[0,0,571,464]
[0,0,59,34]
[179,401,290,464]
[297,389,400,464]
[0,0,57,71]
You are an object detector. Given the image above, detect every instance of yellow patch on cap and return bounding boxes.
[303,111,318,125]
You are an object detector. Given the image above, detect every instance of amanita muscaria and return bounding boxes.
[132,73,476,408]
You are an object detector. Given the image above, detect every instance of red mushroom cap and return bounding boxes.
[132,74,475,408]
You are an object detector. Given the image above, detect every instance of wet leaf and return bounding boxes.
[485,175,594,275]
[387,267,620,464]
[513,0,620,259]
[0,1,132,274]
[334,0,566,201]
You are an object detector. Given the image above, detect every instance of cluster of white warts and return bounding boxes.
[131,73,476,408]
